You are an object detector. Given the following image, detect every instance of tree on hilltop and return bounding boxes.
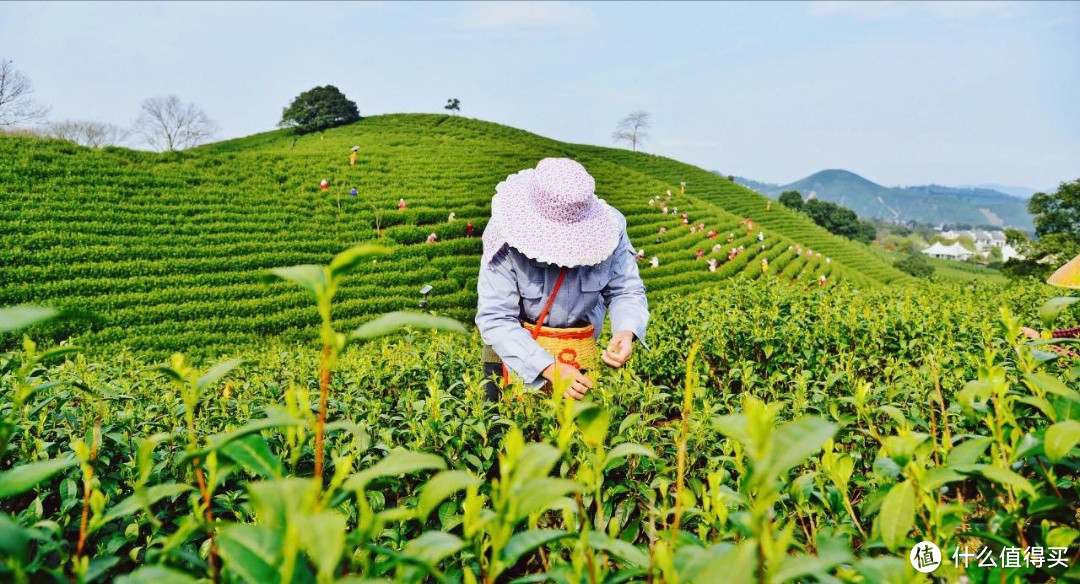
[802,198,876,244]
[445,98,460,115]
[133,95,218,151]
[612,111,650,152]
[0,59,50,127]
[778,190,803,211]
[780,192,877,244]
[279,85,360,134]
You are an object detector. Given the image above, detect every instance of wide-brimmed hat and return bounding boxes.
[482,158,620,267]
[1047,253,1080,289]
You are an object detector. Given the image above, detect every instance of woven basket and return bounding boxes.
[522,322,598,370]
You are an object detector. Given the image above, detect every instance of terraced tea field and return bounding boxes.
[1,114,907,357]
[2,114,1079,584]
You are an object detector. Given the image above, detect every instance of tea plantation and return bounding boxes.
[1,114,908,358]
[2,115,1078,584]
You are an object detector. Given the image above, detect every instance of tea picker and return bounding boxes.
[476,158,649,402]
[1021,253,1080,356]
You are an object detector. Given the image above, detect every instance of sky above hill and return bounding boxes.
[1,1,1077,190]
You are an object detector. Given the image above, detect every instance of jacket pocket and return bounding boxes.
[518,277,545,300]
[581,267,611,293]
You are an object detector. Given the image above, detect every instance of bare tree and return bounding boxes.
[0,59,50,127]
[612,111,650,152]
[48,120,130,147]
[133,95,218,151]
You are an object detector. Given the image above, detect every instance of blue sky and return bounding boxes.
[1,1,1077,190]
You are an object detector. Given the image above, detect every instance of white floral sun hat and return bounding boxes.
[482,158,620,267]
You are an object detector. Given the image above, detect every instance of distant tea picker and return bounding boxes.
[476,158,649,402]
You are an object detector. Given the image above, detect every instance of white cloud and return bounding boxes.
[459,1,597,33]
[808,1,1016,21]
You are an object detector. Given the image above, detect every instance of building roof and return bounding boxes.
[923,242,973,257]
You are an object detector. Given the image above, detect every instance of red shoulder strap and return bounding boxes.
[532,267,568,340]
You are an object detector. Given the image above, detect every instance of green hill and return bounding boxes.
[736,169,1033,229]
[1,114,907,357]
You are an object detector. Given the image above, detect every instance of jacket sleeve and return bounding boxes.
[601,229,650,348]
[475,250,555,388]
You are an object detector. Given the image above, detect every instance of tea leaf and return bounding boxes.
[416,470,480,520]
[0,457,77,499]
[182,414,302,465]
[575,405,610,448]
[514,478,582,521]
[500,529,570,567]
[350,311,466,344]
[689,540,757,584]
[773,534,852,582]
[946,437,993,465]
[955,464,1037,496]
[401,530,464,566]
[876,480,915,552]
[345,448,446,492]
[851,556,909,584]
[86,556,121,583]
[219,434,284,479]
[115,565,200,584]
[329,244,392,278]
[1023,372,1080,402]
[586,531,650,568]
[296,511,347,581]
[247,478,317,531]
[101,483,194,524]
[921,467,966,492]
[1039,297,1080,328]
[263,265,328,300]
[196,358,246,393]
[508,442,563,485]
[217,524,283,584]
[768,416,837,478]
[33,345,81,365]
[0,305,57,333]
[603,442,657,470]
[1044,420,1080,463]
[0,514,29,562]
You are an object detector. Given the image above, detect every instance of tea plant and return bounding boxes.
[1,277,1077,582]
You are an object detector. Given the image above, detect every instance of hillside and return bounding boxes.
[1,114,907,357]
[735,169,1033,229]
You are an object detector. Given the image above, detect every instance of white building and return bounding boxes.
[1001,244,1022,262]
[922,242,974,261]
[938,229,1008,253]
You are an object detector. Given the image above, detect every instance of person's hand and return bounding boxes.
[602,330,635,368]
[542,361,593,401]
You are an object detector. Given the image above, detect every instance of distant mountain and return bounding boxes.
[956,183,1040,199]
[732,169,1033,230]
